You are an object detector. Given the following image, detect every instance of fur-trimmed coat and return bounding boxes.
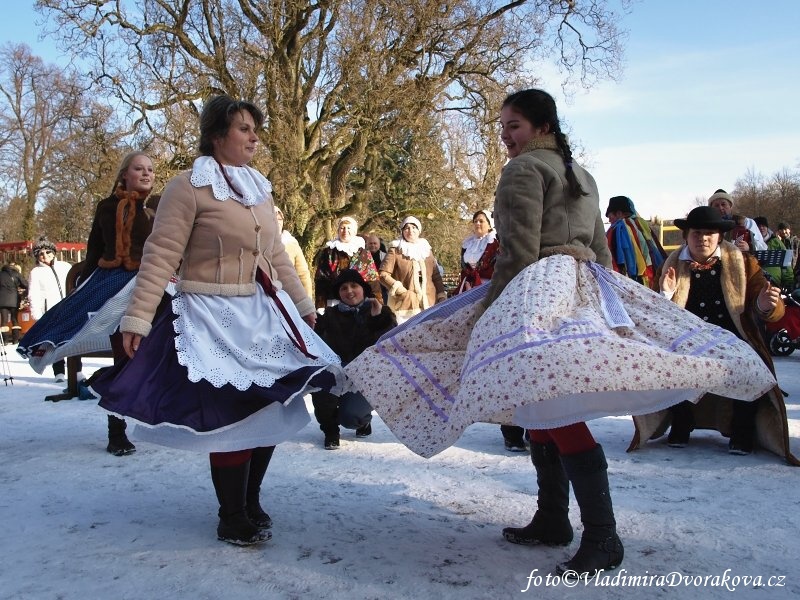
[379,244,446,321]
[485,135,612,307]
[82,187,156,282]
[628,241,798,464]
[121,171,314,337]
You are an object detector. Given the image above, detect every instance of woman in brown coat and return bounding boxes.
[379,216,446,323]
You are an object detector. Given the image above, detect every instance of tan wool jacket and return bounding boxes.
[485,136,612,307]
[379,244,446,320]
[121,172,314,336]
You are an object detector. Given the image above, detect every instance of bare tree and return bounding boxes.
[37,0,628,253]
[734,167,800,232]
[0,44,98,239]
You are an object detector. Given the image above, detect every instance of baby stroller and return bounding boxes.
[765,289,800,356]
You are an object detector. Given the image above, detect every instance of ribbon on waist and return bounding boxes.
[586,262,635,329]
[257,269,317,359]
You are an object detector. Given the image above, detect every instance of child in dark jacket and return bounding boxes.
[312,269,397,449]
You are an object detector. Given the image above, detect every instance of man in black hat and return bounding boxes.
[631,206,793,460]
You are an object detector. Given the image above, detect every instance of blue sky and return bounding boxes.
[3,1,798,221]
[544,0,800,220]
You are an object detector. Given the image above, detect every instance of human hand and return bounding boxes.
[303,312,317,328]
[122,331,142,359]
[366,297,382,316]
[757,281,781,313]
[660,266,677,294]
[734,236,750,252]
[393,284,408,297]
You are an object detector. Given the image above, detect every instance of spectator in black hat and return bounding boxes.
[632,206,793,460]
[311,269,396,449]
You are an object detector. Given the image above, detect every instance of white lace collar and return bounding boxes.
[190,156,272,207]
[325,237,365,255]
[391,238,432,261]
[462,231,496,265]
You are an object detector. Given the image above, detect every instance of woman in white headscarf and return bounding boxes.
[457,209,499,294]
[379,216,446,323]
[312,215,382,309]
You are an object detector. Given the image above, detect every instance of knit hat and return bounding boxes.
[473,209,494,230]
[401,215,422,232]
[707,189,733,207]
[32,236,57,257]
[674,206,735,233]
[605,196,636,217]
[332,268,373,298]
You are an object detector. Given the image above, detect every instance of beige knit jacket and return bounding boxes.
[120,172,314,336]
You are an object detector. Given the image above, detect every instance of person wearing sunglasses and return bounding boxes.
[26,238,71,382]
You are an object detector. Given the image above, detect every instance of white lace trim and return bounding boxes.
[172,288,341,391]
[462,231,496,266]
[390,238,432,261]
[190,156,272,207]
[325,237,365,254]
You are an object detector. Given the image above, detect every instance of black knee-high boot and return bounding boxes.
[556,445,623,577]
[246,446,275,529]
[210,460,270,546]
[106,415,135,456]
[503,442,573,546]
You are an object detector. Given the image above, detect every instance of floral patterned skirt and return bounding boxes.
[344,255,777,458]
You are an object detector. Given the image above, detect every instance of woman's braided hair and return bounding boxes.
[502,89,588,199]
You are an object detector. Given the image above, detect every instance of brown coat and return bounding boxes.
[121,171,313,337]
[82,187,156,281]
[379,243,446,321]
[485,135,611,308]
[628,241,798,464]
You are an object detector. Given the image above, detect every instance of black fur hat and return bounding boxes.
[332,269,373,298]
[32,236,57,258]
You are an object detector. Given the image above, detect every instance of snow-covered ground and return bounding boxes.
[1,345,798,600]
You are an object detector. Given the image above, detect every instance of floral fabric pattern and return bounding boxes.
[345,255,777,458]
